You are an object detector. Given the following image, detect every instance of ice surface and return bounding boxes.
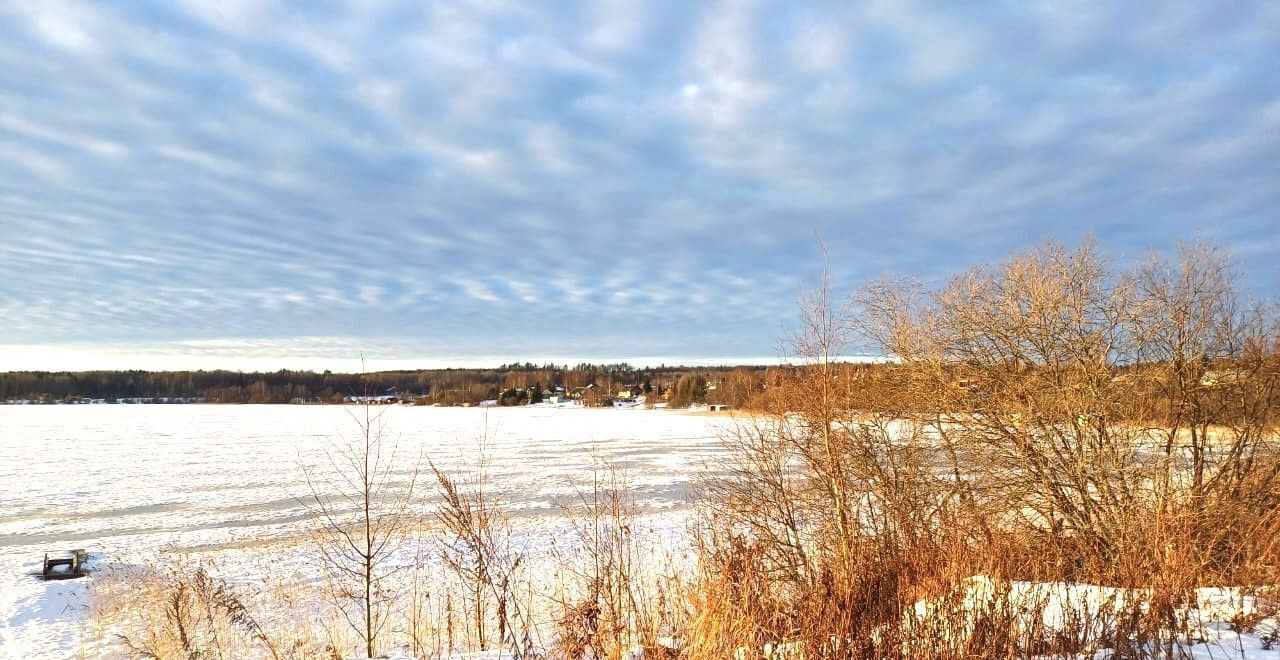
[0,405,740,659]
[6,406,1273,658]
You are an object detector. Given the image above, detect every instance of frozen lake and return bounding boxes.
[0,405,741,657]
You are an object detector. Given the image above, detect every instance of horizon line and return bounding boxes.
[0,354,894,374]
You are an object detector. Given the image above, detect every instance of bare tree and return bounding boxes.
[301,401,419,658]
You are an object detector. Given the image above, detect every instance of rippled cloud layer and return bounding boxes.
[1,2,1277,367]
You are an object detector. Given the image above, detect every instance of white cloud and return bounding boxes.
[0,1,1276,368]
[679,0,774,128]
[155,145,244,177]
[458,280,503,304]
[22,3,100,54]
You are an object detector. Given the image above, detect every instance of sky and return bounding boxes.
[1,2,1278,372]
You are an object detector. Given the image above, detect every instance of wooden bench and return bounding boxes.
[42,549,88,580]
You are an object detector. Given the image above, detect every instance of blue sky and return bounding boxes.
[1,2,1277,371]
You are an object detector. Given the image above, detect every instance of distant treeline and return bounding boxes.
[0,362,784,407]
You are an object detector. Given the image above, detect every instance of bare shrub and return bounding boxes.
[430,426,533,657]
[692,240,1280,658]
[552,461,681,659]
[859,241,1280,581]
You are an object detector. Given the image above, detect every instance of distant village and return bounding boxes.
[341,381,733,411]
[0,363,774,410]
[2,383,735,411]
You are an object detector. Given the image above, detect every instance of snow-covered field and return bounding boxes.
[4,406,1277,659]
[0,405,741,659]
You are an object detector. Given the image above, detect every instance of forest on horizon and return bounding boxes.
[0,362,779,407]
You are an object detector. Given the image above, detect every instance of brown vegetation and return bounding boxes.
[691,240,1280,657]
[89,240,1279,659]
[95,564,335,659]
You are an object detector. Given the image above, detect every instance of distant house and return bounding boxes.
[1200,370,1242,387]
[569,384,597,399]
[344,394,397,404]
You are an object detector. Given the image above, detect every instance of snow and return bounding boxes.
[0,405,740,659]
[908,575,1279,659]
[3,406,1276,658]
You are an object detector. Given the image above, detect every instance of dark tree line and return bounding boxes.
[0,363,776,407]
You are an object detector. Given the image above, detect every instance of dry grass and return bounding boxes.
[88,562,338,659]
[83,240,1280,659]
[684,240,1280,659]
